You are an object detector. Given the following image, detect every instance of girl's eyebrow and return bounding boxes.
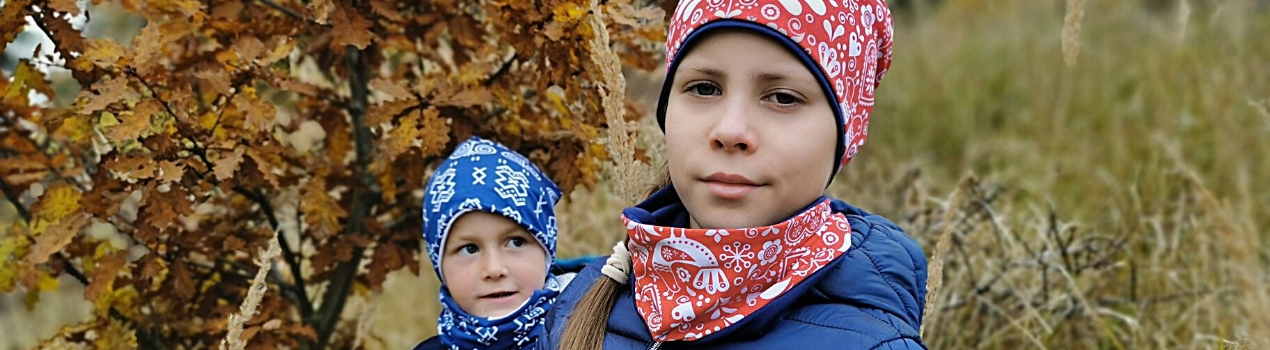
[756,72,789,82]
[688,67,726,78]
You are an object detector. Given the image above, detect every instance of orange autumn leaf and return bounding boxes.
[78,38,126,69]
[48,0,81,15]
[194,68,234,96]
[167,259,196,300]
[330,7,374,50]
[105,155,159,180]
[301,177,346,240]
[369,0,404,22]
[214,147,245,181]
[0,0,32,55]
[140,184,193,231]
[433,86,493,108]
[84,252,126,301]
[370,78,412,101]
[129,23,167,73]
[79,77,130,115]
[156,160,186,183]
[244,148,281,187]
[327,119,352,167]
[308,0,335,24]
[418,107,449,156]
[106,99,161,142]
[23,213,90,265]
[366,242,405,288]
[235,90,277,133]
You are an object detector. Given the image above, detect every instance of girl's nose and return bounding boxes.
[709,96,757,153]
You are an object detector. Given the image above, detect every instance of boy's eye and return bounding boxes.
[457,244,479,255]
[687,82,721,96]
[508,237,527,248]
[763,92,802,106]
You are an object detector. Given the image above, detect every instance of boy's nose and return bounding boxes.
[481,252,509,280]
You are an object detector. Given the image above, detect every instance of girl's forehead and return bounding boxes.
[675,32,817,83]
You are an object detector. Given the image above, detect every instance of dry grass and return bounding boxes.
[1062,0,1086,66]
[220,230,282,350]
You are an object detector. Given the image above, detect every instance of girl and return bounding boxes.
[542,0,927,349]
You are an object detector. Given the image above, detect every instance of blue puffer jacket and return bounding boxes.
[540,188,929,349]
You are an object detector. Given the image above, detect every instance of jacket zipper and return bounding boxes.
[649,341,664,350]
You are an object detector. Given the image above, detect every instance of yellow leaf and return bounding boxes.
[554,3,588,21]
[37,271,59,291]
[81,38,125,68]
[32,183,83,220]
[54,114,93,145]
[99,111,120,127]
[4,60,53,102]
[95,317,139,349]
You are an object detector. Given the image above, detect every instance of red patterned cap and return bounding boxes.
[656,0,895,178]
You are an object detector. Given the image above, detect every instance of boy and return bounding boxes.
[417,136,570,350]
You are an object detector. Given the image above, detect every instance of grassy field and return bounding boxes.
[5,0,1270,349]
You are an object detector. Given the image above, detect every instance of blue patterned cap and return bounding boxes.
[422,136,562,283]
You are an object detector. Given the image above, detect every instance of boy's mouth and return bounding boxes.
[481,291,517,299]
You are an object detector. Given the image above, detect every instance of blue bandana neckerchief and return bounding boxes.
[423,136,563,350]
[436,277,562,350]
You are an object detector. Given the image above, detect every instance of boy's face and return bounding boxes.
[441,211,548,318]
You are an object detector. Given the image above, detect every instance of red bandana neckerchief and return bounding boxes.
[624,199,852,342]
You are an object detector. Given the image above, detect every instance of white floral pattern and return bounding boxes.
[626,200,853,341]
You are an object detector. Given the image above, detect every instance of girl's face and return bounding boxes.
[441,211,547,318]
[665,29,838,229]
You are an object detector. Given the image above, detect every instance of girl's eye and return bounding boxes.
[764,92,802,106]
[457,244,479,255]
[687,83,721,96]
[508,237,527,248]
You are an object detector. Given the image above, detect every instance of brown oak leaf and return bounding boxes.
[214,147,245,181]
[330,7,374,49]
[48,0,80,15]
[301,177,346,240]
[194,68,234,96]
[79,76,130,114]
[23,212,89,266]
[167,259,196,300]
[370,78,412,101]
[84,252,126,301]
[105,155,158,180]
[244,147,280,187]
[156,160,186,183]
[369,0,404,22]
[106,99,160,142]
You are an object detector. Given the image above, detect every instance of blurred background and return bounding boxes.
[4,0,1269,348]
